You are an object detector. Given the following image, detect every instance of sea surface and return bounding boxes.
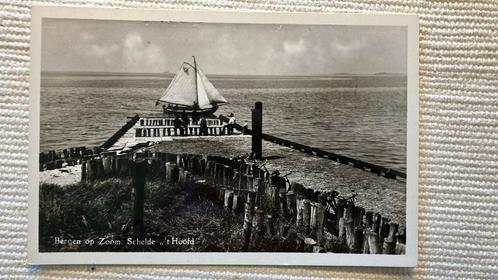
[40,73,407,172]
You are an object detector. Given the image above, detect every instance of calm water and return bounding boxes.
[40,74,407,172]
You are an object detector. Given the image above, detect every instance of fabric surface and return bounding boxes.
[1,0,497,279]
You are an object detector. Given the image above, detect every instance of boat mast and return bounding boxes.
[193,56,199,108]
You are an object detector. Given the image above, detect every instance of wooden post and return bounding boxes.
[132,160,147,237]
[165,162,178,182]
[264,214,275,238]
[224,189,234,210]
[62,149,69,159]
[254,177,264,208]
[102,155,112,175]
[242,202,254,252]
[338,216,346,246]
[344,204,355,251]
[367,214,381,254]
[335,200,345,236]
[118,157,130,177]
[363,211,373,254]
[278,189,288,217]
[246,175,254,192]
[353,228,364,253]
[232,193,241,213]
[253,208,264,243]
[251,102,263,159]
[286,191,296,221]
[310,202,325,244]
[366,230,380,254]
[302,199,311,232]
[379,217,390,246]
[352,206,364,252]
[296,194,304,227]
[81,160,87,183]
[382,223,398,254]
[85,160,93,181]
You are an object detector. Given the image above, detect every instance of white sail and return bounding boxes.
[197,68,228,106]
[196,72,212,109]
[158,63,197,107]
[157,60,228,109]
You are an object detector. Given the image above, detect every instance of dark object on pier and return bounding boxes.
[251,102,263,160]
[101,114,140,150]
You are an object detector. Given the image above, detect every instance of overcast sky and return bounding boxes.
[42,19,407,76]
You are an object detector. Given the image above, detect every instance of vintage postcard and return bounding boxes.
[28,7,419,266]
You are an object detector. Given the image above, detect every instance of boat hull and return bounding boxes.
[162,105,219,116]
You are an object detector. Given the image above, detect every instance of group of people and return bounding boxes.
[172,113,192,136]
[169,111,246,136]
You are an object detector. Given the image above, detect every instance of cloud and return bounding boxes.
[123,32,166,72]
[330,38,364,55]
[80,32,95,42]
[283,38,307,55]
[83,44,119,66]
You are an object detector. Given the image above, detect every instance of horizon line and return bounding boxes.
[41,70,408,77]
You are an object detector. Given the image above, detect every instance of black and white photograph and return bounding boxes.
[28,8,418,266]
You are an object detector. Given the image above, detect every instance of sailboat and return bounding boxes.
[156,57,228,115]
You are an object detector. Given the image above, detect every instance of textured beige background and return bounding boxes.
[1,0,497,279]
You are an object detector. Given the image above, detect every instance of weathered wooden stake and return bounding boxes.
[379,217,390,246]
[224,190,234,210]
[367,230,380,254]
[335,201,345,235]
[344,204,355,251]
[382,223,398,254]
[302,199,311,231]
[363,211,373,253]
[367,214,381,254]
[85,160,93,181]
[232,193,241,213]
[353,227,364,253]
[264,214,275,238]
[312,203,325,244]
[253,208,264,243]
[81,160,87,183]
[165,162,178,182]
[296,195,304,227]
[279,189,288,217]
[242,202,254,252]
[286,191,296,221]
[132,160,148,236]
[102,155,112,175]
[251,102,263,159]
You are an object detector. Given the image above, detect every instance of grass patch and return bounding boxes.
[39,178,244,252]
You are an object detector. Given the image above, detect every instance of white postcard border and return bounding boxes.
[28,6,419,267]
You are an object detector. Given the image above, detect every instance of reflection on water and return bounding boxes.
[40,74,406,172]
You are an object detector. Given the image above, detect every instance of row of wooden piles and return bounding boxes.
[79,151,406,254]
[39,146,102,171]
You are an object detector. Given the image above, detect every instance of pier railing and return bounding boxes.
[78,151,406,254]
[135,116,227,137]
[139,117,222,127]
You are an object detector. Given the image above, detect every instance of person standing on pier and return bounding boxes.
[174,114,183,136]
[226,113,236,135]
[200,117,208,136]
[181,110,190,136]
[242,120,248,135]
